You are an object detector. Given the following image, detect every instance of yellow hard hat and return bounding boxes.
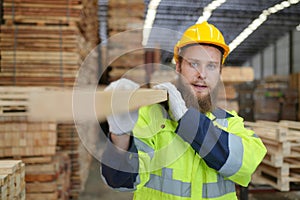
[174,21,230,64]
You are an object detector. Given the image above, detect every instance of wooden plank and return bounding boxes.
[28,88,167,122]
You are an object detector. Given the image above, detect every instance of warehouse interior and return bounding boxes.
[1,0,300,199]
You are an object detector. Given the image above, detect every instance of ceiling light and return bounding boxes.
[196,0,227,24]
[268,7,277,13]
[262,10,270,16]
[289,0,300,4]
[281,1,291,7]
[275,4,285,10]
[142,0,162,46]
[229,0,297,53]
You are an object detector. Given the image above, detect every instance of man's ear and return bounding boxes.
[219,64,223,74]
[175,62,181,73]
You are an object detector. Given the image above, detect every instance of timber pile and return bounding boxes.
[0,86,93,199]
[290,73,300,121]
[3,0,83,25]
[0,25,80,87]
[1,0,99,197]
[235,81,258,122]
[254,75,298,122]
[0,121,57,157]
[1,0,100,87]
[24,153,71,200]
[57,123,91,199]
[0,160,25,200]
[107,0,145,82]
[246,120,300,191]
[218,66,255,113]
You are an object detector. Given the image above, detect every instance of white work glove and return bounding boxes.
[154,82,188,121]
[105,78,139,135]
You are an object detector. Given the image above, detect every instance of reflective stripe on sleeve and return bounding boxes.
[218,133,243,177]
[145,168,191,197]
[202,174,235,198]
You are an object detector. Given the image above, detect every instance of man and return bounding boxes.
[101,21,267,200]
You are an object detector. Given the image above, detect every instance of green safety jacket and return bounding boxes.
[101,103,267,200]
[131,104,266,200]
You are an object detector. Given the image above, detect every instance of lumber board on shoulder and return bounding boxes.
[28,88,167,122]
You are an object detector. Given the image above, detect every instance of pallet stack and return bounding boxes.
[1,0,99,199]
[290,73,300,121]
[0,120,57,157]
[107,0,145,82]
[246,120,300,191]
[24,153,71,200]
[217,66,255,112]
[254,76,298,122]
[235,81,257,122]
[1,0,100,87]
[57,123,91,199]
[0,160,25,200]
[0,86,92,199]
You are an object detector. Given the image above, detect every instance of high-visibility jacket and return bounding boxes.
[101,104,267,200]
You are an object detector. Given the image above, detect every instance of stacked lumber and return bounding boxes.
[246,120,300,191]
[57,123,92,199]
[290,73,300,121]
[107,0,145,81]
[0,86,92,199]
[1,0,100,87]
[0,25,80,87]
[235,81,258,121]
[218,66,255,113]
[254,77,298,122]
[221,66,254,83]
[0,160,25,200]
[24,153,71,200]
[3,0,83,25]
[0,121,57,157]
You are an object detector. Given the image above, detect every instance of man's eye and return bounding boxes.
[190,62,199,68]
[207,64,216,70]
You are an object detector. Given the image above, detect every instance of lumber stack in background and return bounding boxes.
[107,0,145,82]
[1,0,100,199]
[254,75,298,122]
[246,120,300,191]
[1,0,100,87]
[0,86,92,199]
[235,81,258,122]
[290,73,300,121]
[218,66,255,113]
[23,153,70,200]
[56,123,91,199]
[0,160,25,200]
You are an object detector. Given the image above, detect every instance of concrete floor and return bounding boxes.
[79,158,300,200]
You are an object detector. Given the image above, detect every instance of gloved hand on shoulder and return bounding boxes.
[154,82,188,121]
[105,78,140,135]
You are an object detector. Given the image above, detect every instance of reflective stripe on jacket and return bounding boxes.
[131,104,267,200]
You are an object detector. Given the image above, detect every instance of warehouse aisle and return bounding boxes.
[79,157,133,200]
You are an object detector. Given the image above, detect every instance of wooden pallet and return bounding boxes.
[247,120,300,191]
[1,0,99,88]
[24,153,71,200]
[0,120,57,157]
[0,160,25,200]
[57,123,91,199]
[3,0,83,25]
[0,24,81,87]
